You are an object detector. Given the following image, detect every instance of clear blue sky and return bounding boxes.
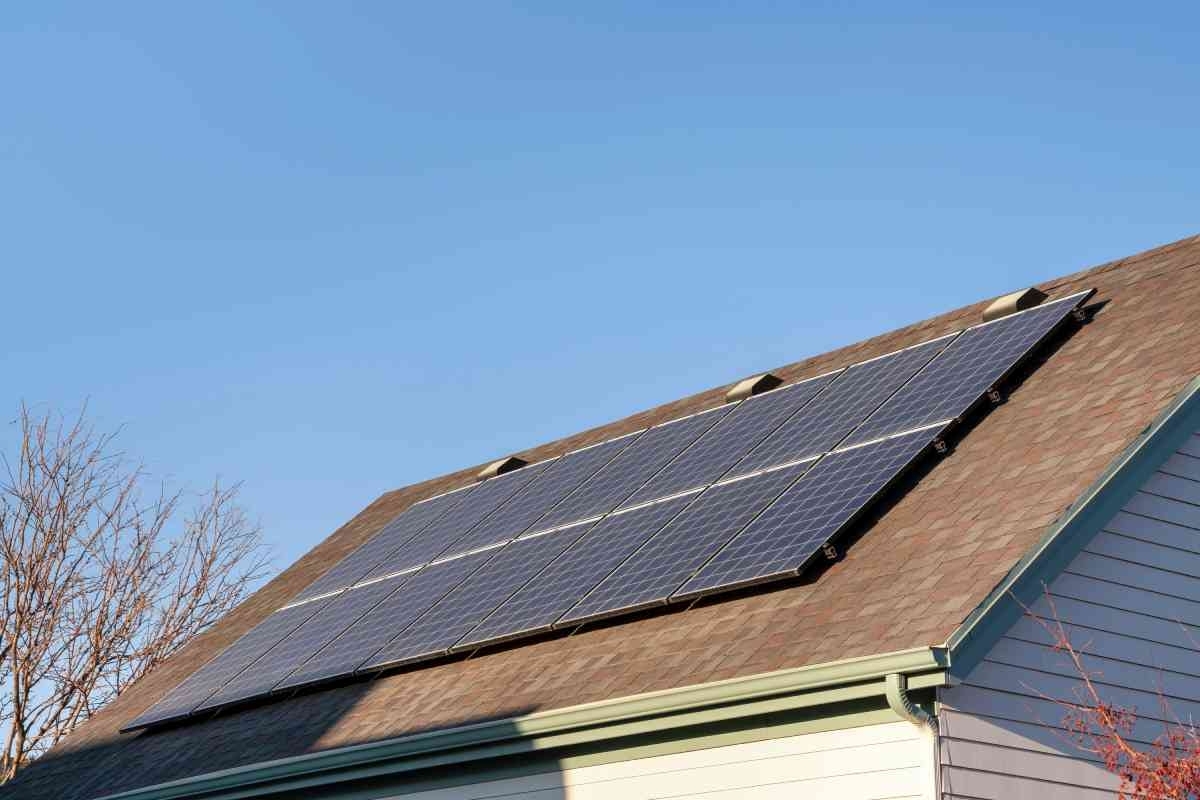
[2,3,1196,572]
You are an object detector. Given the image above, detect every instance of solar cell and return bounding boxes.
[363,528,590,668]
[560,461,812,625]
[356,461,550,582]
[293,485,473,602]
[278,552,492,688]
[844,292,1091,446]
[727,335,954,477]
[426,432,642,561]
[457,495,696,649]
[619,373,839,509]
[123,599,332,730]
[531,405,731,531]
[676,427,940,598]
[198,575,406,710]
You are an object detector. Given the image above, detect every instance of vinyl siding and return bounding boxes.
[940,430,1200,799]
[384,720,935,800]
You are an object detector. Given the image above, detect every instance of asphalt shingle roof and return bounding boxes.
[8,234,1200,800]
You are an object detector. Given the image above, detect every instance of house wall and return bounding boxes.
[939,429,1200,799]
[383,720,935,800]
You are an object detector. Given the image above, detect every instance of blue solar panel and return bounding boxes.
[425,432,641,561]
[531,405,731,531]
[135,290,1095,724]
[199,575,406,710]
[292,485,473,602]
[727,336,954,477]
[676,427,941,598]
[355,462,550,582]
[363,528,590,668]
[619,373,839,508]
[456,495,695,649]
[123,598,332,730]
[276,553,492,690]
[560,461,811,625]
[844,292,1091,446]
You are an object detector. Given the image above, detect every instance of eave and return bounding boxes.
[99,646,949,800]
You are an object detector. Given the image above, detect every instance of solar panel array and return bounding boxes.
[125,290,1091,731]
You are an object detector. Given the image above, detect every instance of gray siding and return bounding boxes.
[940,431,1200,799]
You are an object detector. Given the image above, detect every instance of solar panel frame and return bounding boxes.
[559,460,814,626]
[455,494,697,651]
[361,527,591,668]
[291,484,474,603]
[675,425,946,600]
[843,291,1093,446]
[530,405,731,532]
[725,334,957,478]
[122,597,333,730]
[618,372,841,509]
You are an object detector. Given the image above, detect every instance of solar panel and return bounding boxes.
[530,405,731,532]
[355,461,550,582]
[292,485,473,602]
[457,495,695,650]
[844,292,1091,446]
[727,335,955,477]
[619,373,839,509]
[198,575,407,710]
[424,432,642,562]
[362,527,590,669]
[560,461,812,626]
[676,427,941,599]
[123,599,332,730]
[134,290,1095,725]
[276,551,492,689]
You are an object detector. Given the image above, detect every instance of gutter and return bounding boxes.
[100,646,948,800]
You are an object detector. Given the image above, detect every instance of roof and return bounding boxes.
[8,234,1200,800]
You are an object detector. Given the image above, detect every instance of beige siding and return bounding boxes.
[940,430,1200,799]
[386,720,934,800]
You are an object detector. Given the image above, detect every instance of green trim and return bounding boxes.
[945,376,1200,676]
[100,647,947,800]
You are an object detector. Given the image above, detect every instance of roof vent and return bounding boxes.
[476,455,527,482]
[982,287,1048,322]
[725,372,783,403]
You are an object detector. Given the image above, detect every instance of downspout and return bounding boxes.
[885,673,936,732]
[886,672,941,799]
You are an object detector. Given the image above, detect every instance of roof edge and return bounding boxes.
[945,374,1200,675]
[98,646,948,800]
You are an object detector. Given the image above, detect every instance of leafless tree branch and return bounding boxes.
[0,403,270,782]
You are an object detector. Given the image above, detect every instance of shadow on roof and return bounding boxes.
[0,681,554,800]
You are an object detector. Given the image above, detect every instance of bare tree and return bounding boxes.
[0,404,270,782]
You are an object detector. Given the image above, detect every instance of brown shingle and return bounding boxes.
[8,234,1200,800]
